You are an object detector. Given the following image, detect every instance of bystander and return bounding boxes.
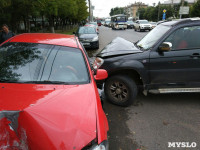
[0,24,15,44]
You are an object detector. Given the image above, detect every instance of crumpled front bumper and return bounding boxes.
[0,111,28,150]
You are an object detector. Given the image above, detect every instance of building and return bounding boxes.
[125,2,148,19]
[161,0,197,6]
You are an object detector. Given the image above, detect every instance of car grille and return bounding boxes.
[79,38,92,42]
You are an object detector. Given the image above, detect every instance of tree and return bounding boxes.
[137,8,145,19]
[109,7,125,16]
[0,0,89,33]
[190,0,200,17]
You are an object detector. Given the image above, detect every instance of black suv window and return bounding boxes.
[164,26,200,50]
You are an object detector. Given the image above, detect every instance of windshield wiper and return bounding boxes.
[138,45,144,50]
[0,79,70,84]
[134,42,144,50]
[135,40,139,44]
[23,80,70,85]
[0,79,19,83]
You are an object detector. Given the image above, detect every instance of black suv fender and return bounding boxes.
[103,59,149,88]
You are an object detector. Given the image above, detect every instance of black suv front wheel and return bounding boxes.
[104,75,138,106]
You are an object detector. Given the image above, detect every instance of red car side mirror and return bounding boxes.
[94,69,108,80]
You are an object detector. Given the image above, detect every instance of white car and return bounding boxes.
[134,20,152,32]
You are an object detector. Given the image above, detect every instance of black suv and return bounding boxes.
[93,18,200,106]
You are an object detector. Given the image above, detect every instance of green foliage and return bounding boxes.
[190,0,200,17]
[0,0,88,32]
[138,5,178,21]
[76,0,89,21]
[110,7,125,16]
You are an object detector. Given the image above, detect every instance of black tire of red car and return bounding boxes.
[104,75,138,106]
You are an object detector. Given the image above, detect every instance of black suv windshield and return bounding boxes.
[0,43,89,84]
[137,24,171,50]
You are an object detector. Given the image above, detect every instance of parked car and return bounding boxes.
[85,23,99,32]
[93,18,200,106]
[90,21,98,26]
[149,22,157,29]
[105,21,111,27]
[126,21,135,29]
[75,26,99,49]
[134,20,152,31]
[97,20,102,26]
[89,22,99,31]
[0,33,109,149]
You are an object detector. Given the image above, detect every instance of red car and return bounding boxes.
[0,33,109,150]
[97,20,101,26]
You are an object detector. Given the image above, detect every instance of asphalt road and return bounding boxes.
[86,26,200,150]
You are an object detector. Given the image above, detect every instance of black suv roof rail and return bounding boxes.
[157,20,170,25]
[173,18,200,26]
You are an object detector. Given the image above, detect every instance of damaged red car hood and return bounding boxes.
[0,83,101,149]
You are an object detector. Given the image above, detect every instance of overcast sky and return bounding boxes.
[91,0,165,18]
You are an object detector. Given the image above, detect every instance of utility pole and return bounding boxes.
[138,2,141,20]
[158,1,160,21]
[88,0,91,22]
[180,0,184,19]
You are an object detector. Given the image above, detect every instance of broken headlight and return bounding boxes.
[82,140,108,150]
[93,57,104,70]
[0,111,20,149]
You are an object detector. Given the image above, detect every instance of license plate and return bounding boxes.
[83,43,90,46]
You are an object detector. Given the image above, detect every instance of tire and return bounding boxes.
[134,28,137,31]
[104,75,138,106]
[139,27,141,32]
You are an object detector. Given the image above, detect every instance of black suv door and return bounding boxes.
[149,26,200,87]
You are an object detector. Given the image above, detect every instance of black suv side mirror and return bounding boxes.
[159,42,172,51]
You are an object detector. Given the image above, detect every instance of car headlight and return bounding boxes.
[92,36,99,41]
[90,141,108,150]
[83,140,108,150]
[93,57,104,70]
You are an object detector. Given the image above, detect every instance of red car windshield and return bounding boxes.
[0,42,90,84]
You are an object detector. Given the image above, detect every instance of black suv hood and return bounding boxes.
[97,37,142,58]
